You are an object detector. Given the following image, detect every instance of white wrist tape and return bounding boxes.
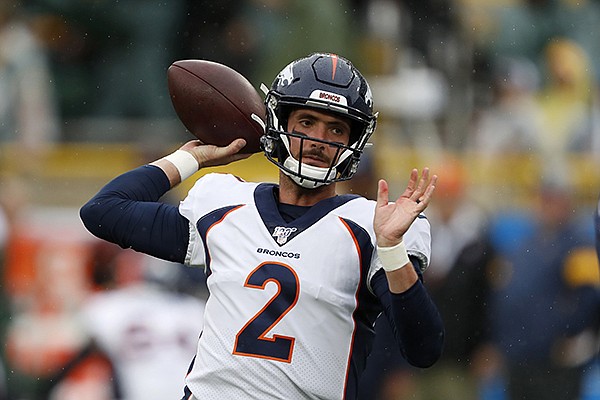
[377,241,410,272]
[163,150,199,181]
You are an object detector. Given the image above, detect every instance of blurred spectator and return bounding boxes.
[467,56,544,209]
[488,173,600,400]
[468,57,543,159]
[468,0,600,163]
[425,157,488,288]
[554,0,600,83]
[4,210,92,399]
[45,242,206,400]
[478,0,600,78]
[0,0,59,150]
[409,158,491,400]
[536,37,595,163]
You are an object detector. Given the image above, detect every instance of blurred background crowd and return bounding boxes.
[0,0,599,399]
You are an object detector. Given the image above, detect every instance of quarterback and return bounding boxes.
[80,53,444,400]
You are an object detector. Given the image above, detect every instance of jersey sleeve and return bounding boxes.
[80,165,190,263]
[403,214,432,271]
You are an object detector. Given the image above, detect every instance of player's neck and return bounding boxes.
[278,173,337,206]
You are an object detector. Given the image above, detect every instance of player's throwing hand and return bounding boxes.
[182,138,251,168]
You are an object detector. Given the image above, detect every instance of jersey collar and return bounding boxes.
[254,183,359,246]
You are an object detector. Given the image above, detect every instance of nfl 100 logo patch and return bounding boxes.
[272,226,297,245]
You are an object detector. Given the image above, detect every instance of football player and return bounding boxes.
[80,53,444,400]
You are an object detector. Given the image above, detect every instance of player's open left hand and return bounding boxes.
[181,138,252,168]
[374,168,437,248]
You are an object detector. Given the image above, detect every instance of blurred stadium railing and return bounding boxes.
[1,142,598,212]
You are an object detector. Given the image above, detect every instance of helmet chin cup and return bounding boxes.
[282,156,336,189]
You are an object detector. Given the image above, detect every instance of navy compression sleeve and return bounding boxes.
[80,165,190,263]
[372,267,444,368]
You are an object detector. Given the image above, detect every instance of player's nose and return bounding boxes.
[308,124,328,142]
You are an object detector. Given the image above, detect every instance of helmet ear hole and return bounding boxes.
[349,121,363,145]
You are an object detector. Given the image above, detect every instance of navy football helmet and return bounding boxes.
[260,53,377,188]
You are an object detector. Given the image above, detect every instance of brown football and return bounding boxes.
[167,59,265,153]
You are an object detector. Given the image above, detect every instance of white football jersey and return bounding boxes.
[81,283,205,400]
[179,173,431,400]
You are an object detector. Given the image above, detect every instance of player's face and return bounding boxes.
[286,108,351,168]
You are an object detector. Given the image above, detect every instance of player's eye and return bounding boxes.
[298,119,314,128]
[331,127,345,136]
